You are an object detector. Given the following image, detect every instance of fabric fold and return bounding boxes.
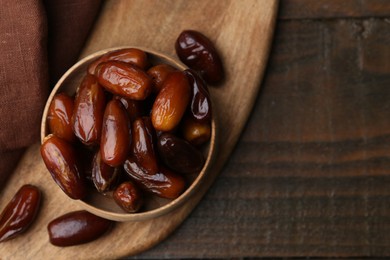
[0,0,102,189]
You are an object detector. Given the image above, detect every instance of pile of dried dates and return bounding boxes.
[0,30,223,246]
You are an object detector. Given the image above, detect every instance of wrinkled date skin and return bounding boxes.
[147,64,177,93]
[96,61,152,100]
[175,30,224,85]
[92,150,119,193]
[48,93,76,142]
[132,117,159,174]
[72,74,106,146]
[181,116,211,146]
[151,71,191,132]
[158,133,205,174]
[113,181,143,213]
[40,135,86,199]
[101,99,131,167]
[184,69,212,123]
[0,185,41,242]
[48,210,113,247]
[124,157,185,199]
[88,48,149,75]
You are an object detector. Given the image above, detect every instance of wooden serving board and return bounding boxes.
[0,0,278,258]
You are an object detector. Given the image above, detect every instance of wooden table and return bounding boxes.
[132,1,390,258]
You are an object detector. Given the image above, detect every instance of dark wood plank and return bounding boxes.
[280,0,390,19]
[134,17,390,258]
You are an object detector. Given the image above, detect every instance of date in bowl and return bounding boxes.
[40,47,217,222]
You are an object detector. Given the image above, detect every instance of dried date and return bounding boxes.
[100,99,131,167]
[48,210,113,247]
[157,133,205,174]
[175,30,224,85]
[96,61,152,100]
[151,71,191,132]
[0,185,41,242]
[72,74,106,146]
[48,93,76,142]
[40,135,86,199]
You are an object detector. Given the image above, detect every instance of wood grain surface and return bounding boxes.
[133,1,390,258]
[0,0,278,259]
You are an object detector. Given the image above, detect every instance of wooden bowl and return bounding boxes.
[40,47,217,222]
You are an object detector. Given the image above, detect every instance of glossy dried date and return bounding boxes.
[184,69,212,122]
[0,185,41,242]
[88,48,148,75]
[147,64,177,93]
[100,99,131,167]
[131,117,159,174]
[113,181,143,213]
[96,61,152,100]
[41,135,86,199]
[47,93,76,142]
[151,71,191,131]
[92,150,119,193]
[157,133,205,174]
[175,30,224,85]
[48,210,113,247]
[124,157,185,199]
[72,74,106,146]
[181,116,211,146]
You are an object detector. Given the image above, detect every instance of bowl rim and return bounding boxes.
[40,46,217,221]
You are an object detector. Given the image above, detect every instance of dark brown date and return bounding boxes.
[0,185,41,242]
[175,30,224,85]
[157,133,205,174]
[151,71,191,131]
[131,117,158,174]
[184,69,212,122]
[48,210,113,247]
[100,99,131,167]
[47,93,76,142]
[72,74,106,146]
[181,116,211,146]
[41,135,86,199]
[123,157,185,199]
[74,142,95,182]
[113,181,143,213]
[92,150,120,193]
[88,48,149,75]
[147,64,177,93]
[96,61,152,100]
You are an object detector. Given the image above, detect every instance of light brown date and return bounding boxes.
[96,61,152,100]
[147,64,177,93]
[157,133,205,174]
[175,30,224,85]
[123,156,185,199]
[41,135,86,199]
[181,116,211,146]
[0,185,41,242]
[113,181,143,213]
[131,117,159,174]
[101,99,131,167]
[92,150,120,193]
[151,71,191,131]
[47,93,76,142]
[72,74,106,146]
[48,210,113,247]
[88,48,149,75]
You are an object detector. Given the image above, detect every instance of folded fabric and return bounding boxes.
[0,0,101,189]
